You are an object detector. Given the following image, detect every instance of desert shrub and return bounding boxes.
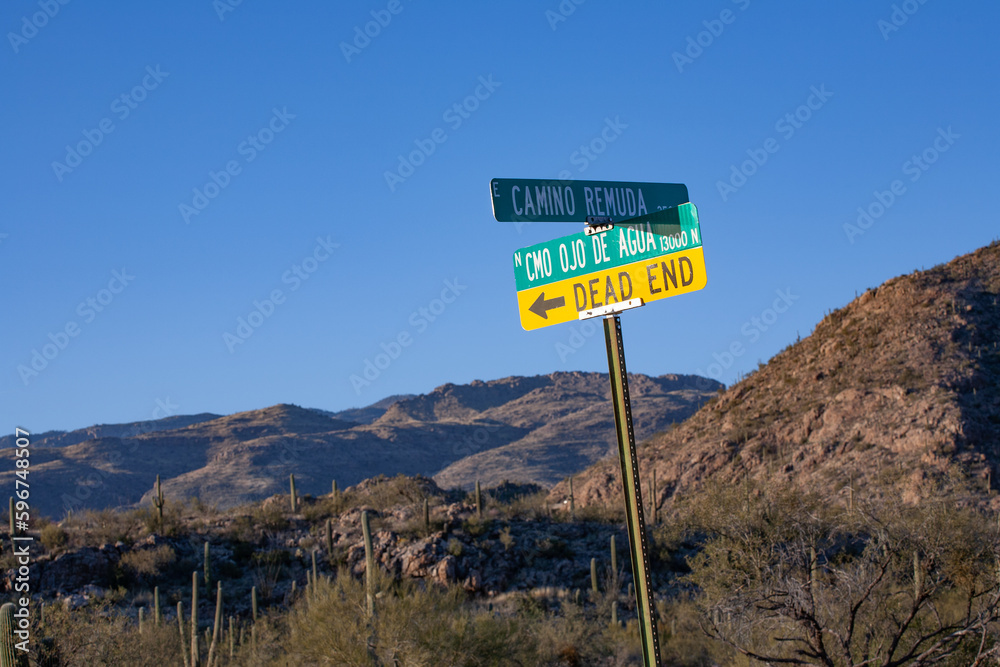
[225,513,260,545]
[135,499,184,537]
[498,525,515,551]
[683,479,1000,666]
[447,538,464,557]
[284,571,538,666]
[252,548,291,600]
[300,494,343,522]
[656,598,725,667]
[489,481,546,504]
[461,514,492,537]
[534,536,573,560]
[119,544,177,581]
[532,599,644,667]
[65,508,145,546]
[37,600,183,667]
[186,495,217,519]
[342,474,440,513]
[575,500,625,525]
[492,487,550,520]
[250,501,289,532]
[40,522,69,552]
[230,613,286,667]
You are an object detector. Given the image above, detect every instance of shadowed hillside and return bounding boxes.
[1,373,718,518]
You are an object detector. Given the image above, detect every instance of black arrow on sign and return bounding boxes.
[529,292,565,319]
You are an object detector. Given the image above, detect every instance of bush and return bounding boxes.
[342,474,441,513]
[284,571,538,666]
[300,495,343,523]
[250,502,288,532]
[252,548,290,600]
[38,600,183,667]
[461,515,492,537]
[136,499,184,537]
[491,488,550,520]
[64,508,144,546]
[447,538,464,557]
[40,523,69,552]
[119,544,176,582]
[683,479,1000,666]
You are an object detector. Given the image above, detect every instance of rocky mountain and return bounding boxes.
[1,373,718,519]
[314,394,417,425]
[554,241,1000,512]
[0,413,221,450]
[432,374,719,490]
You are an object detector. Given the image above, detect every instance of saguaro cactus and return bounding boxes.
[251,586,258,623]
[590,558,599,597]
[423,498,430,533]
[206,582,222,667]
[650,470,657,525]
[569,477,576,519]
[8,498,14,538]
[154,586,161,625]
[475,480,483,518]
[362,510,375,617]
[289,474,297,513]
[153,474,166,531]
[191,571,200,667]
[204,542,211,587]
[326,519,334,556]
[610,535,617,576]
[0,602,23,667]
[178,602,189,667]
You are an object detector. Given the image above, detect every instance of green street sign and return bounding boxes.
[490,178,689,223]
[513,203,702,291]
[513,203,706,330]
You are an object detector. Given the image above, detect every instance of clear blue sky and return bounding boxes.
[4,1,998,432]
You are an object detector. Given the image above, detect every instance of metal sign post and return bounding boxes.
[495,177,702,667]
[604,313,660,667]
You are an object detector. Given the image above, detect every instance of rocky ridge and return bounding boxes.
[554,241,1000,512]
[0,372,719,518]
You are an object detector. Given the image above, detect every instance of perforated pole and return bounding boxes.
[603,314,660,667]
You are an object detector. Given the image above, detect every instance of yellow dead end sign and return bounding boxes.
[512,203,707,330]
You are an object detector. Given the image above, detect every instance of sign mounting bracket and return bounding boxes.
[580,298,645,320]
[585,216,614,236]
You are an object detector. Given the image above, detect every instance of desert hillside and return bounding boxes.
[555,241,1000,511]
[1,372,718,518]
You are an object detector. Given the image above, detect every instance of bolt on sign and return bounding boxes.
[512,203,706,330]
